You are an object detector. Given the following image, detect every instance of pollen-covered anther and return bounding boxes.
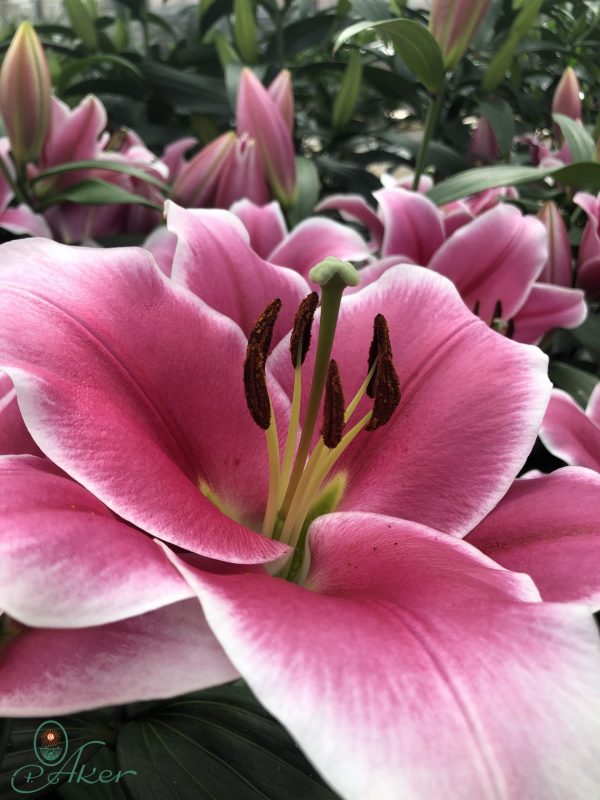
[243,298,282,430]
[366,313,401,431]
[322,359,345,448]
[289,291,319,367]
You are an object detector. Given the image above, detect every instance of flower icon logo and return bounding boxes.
[34,721,68,766]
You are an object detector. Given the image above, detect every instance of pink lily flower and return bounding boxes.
[0,373,42,456]
[236,68,297,207]
[573,190,600,297]
[170,131,237,208]
[2,214,600,796]
[214,133,270,208]
[0,207,552,696]
[318,187,586,344]
[539,386,600,473]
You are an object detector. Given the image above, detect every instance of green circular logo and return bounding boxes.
[34,721,68,766]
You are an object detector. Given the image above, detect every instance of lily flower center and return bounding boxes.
[243,258,401,580]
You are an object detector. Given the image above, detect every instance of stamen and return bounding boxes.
[243,299,281,430]
[473,299,481,317]
[322,359,345,449]
[492,299,503,325]
[505,318,515,339]
[365,314,401,431]
[289,292,319,367]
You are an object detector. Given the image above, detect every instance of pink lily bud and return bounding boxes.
[469,117,500,164]
[170,132,236,208]
[429,0,492,69]
[267,70,294,132]
[214,133,270,208]
[537,201,572,287]
[237,68,297,207]
[0,22,51,166]
[552,67,582,122]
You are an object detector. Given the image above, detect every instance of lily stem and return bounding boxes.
[411,86,445,191]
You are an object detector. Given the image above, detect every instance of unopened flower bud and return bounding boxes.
[0,22,51,166]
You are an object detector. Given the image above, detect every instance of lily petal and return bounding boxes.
[0,205,51,237]
[0,455,195,627]
[230,198,288,259]
[163,514,600,800]
[0,237,290,564]
[375,188,445,263]
[315,194,385,247]
[0,373,41,456]
[166,202,310,343]
[539,389,600,472]
[268,217,370,280]
[467,467,600,609]
[512,283,587,345]
[0,600,237,716]
[429,205,547,321]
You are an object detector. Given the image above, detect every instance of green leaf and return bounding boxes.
[567,311,600,357]
[233,0,259,64]
[57,748,129,800]
[41,179,162,210]
[264,14,337,61]
[350,0,391,21]
[479,99,515,157]
[334,19,445,94]
[288,156,320,227]
[548,362,599,408]
[141,62,229,116]
[332,50,363,131]
[427,163,600,206]
[482,0,544,91]
[552,113,596,163]
[116,683,341,800]
[32,159,169,191]
[57,54,143,92]
[64,0,99,51]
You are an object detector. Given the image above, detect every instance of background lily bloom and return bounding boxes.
[573,190,600,298]
[539,386,600,473]
[236,68,297,207]
[318,187,586,344]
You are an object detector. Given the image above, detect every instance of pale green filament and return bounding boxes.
[278,352,302,508]
[261,411,281,537]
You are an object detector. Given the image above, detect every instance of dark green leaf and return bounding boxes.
[288,156,320,227]
[264,14,337,61]
[334,19,445,93]
[57,748,129,800]
[552,113,596,163]
[116,683,340,800]
[568,312,600,357]
[427,163,600,206]
[548,362,599,408]
[42,179,162,210]
[57,54,143,92]
[32,160,168,192]
[482,0,544,91]
[141,62,229,116]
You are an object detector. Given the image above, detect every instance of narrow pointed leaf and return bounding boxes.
[552,113,595,163]
[334,19,444,93]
